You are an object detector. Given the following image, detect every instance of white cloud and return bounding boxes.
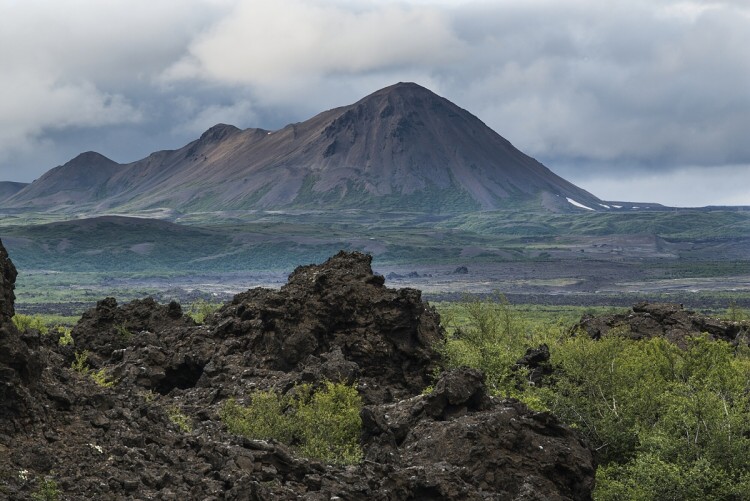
[0,71,142,168]
[0,0,230,175]
[163,1,464,94]
[448,0,750,168]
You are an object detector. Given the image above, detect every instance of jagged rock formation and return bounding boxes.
[0,238,43,437]
[0,248,596,499]
[72,296,192,357]
[573,301,749,345]
[0,238,16,321]
[211,251,443,403]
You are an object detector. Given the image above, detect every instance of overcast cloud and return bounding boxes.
[1,0,748,206]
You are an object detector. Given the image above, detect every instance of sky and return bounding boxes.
[1,0,749,207]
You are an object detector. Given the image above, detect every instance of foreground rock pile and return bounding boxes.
[0,245,595,500]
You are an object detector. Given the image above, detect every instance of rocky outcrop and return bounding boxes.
[72,296,192,357]
[0,237,16,322]
[0,238,43,436]
[362,368,594,499]
[211,251,443,403]
[573,301,749,345]
[515,344,553,387]
[1,250,596,500]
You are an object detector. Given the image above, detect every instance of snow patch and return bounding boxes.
[598,203,611,209]
[566,198,595,211]
[612,205,623,209]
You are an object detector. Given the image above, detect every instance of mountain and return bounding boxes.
[3,82,603,214]
[0,181,28,202]
[4,152,120,209]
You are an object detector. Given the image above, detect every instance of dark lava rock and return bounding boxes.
[0,239,44,436]
[515,344,553,387]
[73,296,194,357]
[0,248,596,500]
[453,265,469,274]
[572,301,750,345]
[0,237,16,321]
[211,251,443,403]
[362,368,594,499]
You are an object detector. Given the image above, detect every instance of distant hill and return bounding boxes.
[0,181,29,202]
[3,82,606,214]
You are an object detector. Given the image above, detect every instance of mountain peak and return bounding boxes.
[355,81,443,110]
[198,124,241,143]
[377,81,434,95]
[67,151,117,166]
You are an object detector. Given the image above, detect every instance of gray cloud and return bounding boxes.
[1,0,749,206]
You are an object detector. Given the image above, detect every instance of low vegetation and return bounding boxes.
[12,314,76,346]
[436,296,750,501]
[12,314,49,335]
[221,381,363,465]
[187,299,222,324]
[167,406,193,434]
[31,478,60,501]
[71,350,115,388]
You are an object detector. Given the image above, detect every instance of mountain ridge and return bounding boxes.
[3,82,605,214]
[0,181,28,203]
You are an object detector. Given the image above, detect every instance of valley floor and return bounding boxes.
[13,260,750,317]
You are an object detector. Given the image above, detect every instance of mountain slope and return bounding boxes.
[4,152,121,209]
[0,181,28,202]
[4,82,603,213]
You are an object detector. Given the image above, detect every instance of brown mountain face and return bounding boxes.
[3,82,602,213]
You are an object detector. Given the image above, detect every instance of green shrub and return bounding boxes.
[595,454,750,501]
[725,300,748,322]
[167,406,193,433]
[56,326,73,346]
[294,381,363,464]
[221,381,363,464]
[187,299,222,324]
[114,324,133,341]
[31,478,60,501]
[12,314,49,335]
[222,391,295,444]
[435,299,750,500]
[437,292,534,397]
